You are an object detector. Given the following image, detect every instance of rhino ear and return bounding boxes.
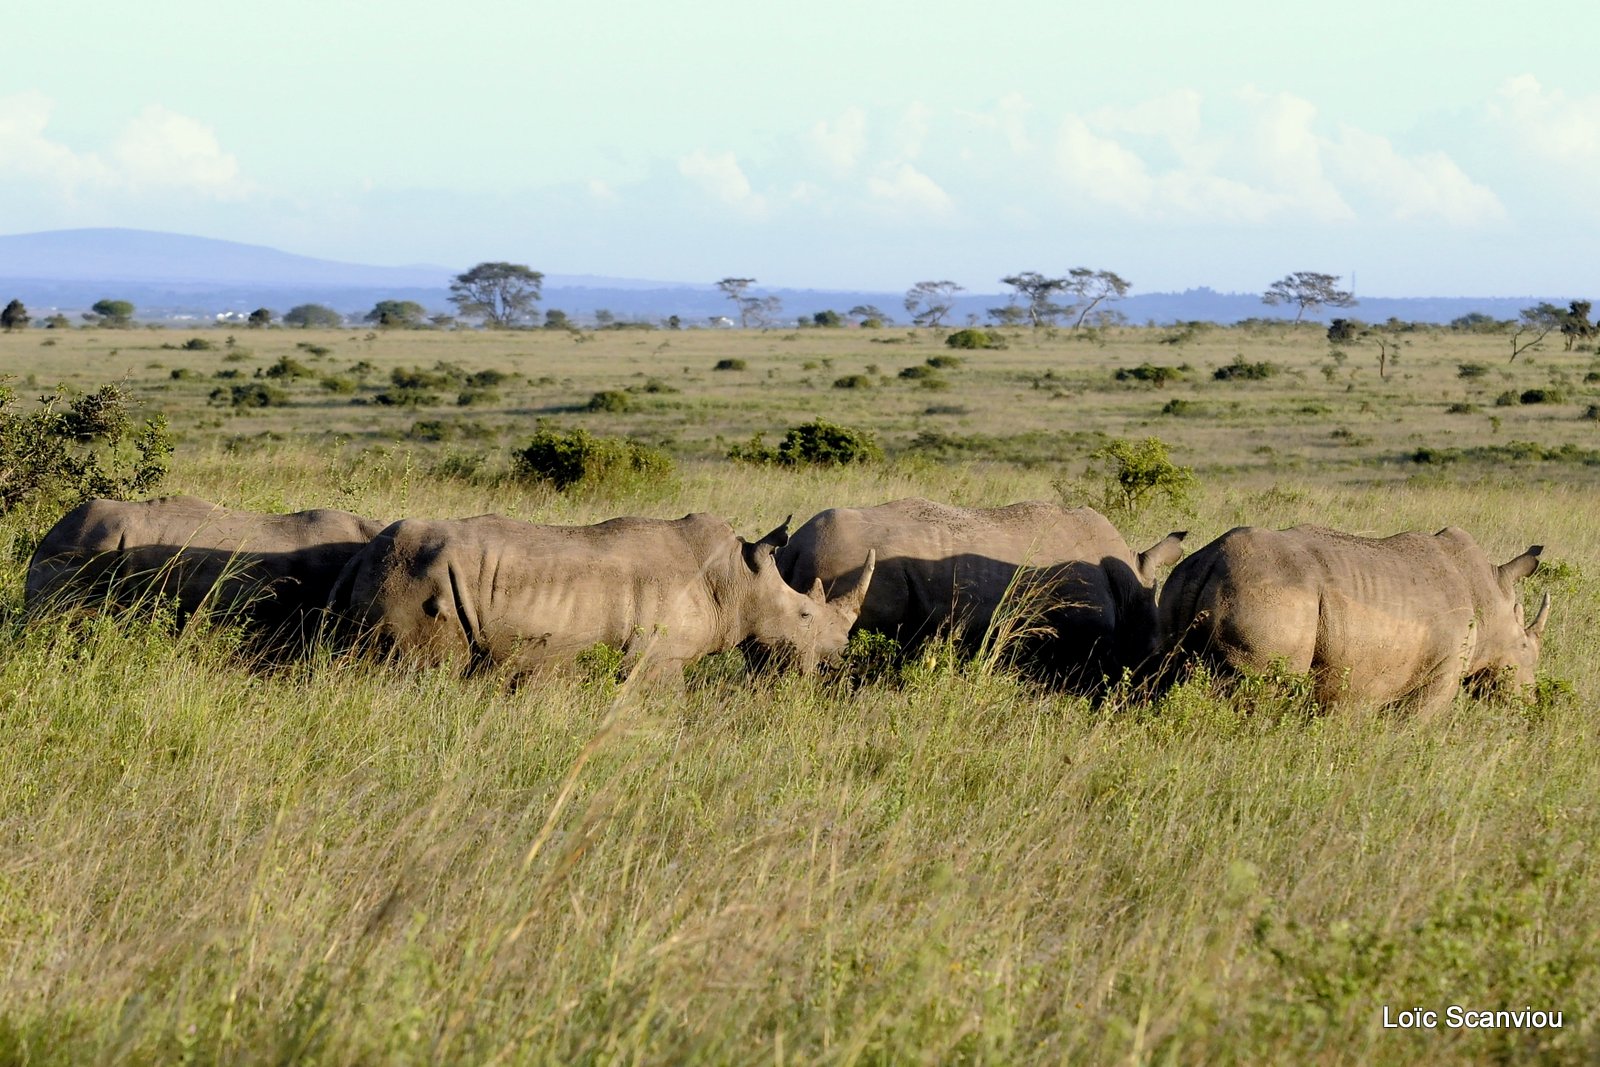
[755,515,792,550]
[1137,531,1187,584]
[807,577,827,604]
[1498,545,1543,588]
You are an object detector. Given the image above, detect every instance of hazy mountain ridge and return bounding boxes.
[0,228,1571,326]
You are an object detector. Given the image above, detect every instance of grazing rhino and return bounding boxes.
[776,498,1186,688]
[26,496,387,645]
[1157,525,1550,714]
[330,512,876,679]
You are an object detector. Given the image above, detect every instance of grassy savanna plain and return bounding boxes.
[1,319,1598,1064]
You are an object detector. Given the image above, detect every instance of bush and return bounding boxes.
[897,364,938,380]
[372,387,440,407]
[585,390,632,413]
[456,389,500,407]
[0,382,173,517]
[944,328,1006,350]
[713,358,747,371]
[924,354,964,369]
[1457,362,1490,380]
[319,375,358,394]
[1160,397,1197,416]
[1082,436,1196,514]
[727,418,882,467]
[1446,402,1479,414]
[1494,391,1520,407]
[1520,388,1566,405]
[213,383,288,408]
[511,427,673,492]
[833,374,873,390]
[1213,356,1279,381]
[180,337,216,351]
[169,368,199,381]
[1115,363,1186,387]
[263,355,312,379]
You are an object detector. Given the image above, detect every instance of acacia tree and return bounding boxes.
[1261,272,1356,321]
[1509,303,1564,363]
[283,303,343,328]
[246,307,274,328]
[904,280,963,328]
[1065,268,1131,329]
[848,304,889,327]
[1,299,28,331]
[365,300,427,327]
[89,299,135,327]
[1559,300,1594,350]
[450,262,543,327]
[716,277,758,327]
[1000,272,1067,327]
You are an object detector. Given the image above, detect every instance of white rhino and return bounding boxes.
[776,497,1186,687]
[331,512,875,679]
[1157,524,1550,714]
[26,496,387,645]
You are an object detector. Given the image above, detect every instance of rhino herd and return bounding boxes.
[25,494,1551,713]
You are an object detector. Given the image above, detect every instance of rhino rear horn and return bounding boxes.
[828,549,876,615]
[1498,545,1544,588]
[1137,531,1188,584]
[1529,592,1552,637]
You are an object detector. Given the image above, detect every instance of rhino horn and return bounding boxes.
[1498,544,1544,588]
[829,549,876,615]
[1529,592,1552,637]
[1137,531,1188,584]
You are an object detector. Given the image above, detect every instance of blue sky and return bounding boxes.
[3,0,1598,296]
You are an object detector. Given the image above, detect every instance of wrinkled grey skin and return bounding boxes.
[26,496,387,645]
[1158,524,1551,713]
[776,497,1186,688]
[331,512,875,680]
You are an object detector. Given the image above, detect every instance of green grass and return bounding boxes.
[1,323,1598,1062]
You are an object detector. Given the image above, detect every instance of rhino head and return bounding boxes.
[737,517,876,673]
[1468,545,1551,700]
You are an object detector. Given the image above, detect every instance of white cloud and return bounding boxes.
[1049,86,1502,229]
[960,92,1035,156]
[1327,125,1505,225]
[807,106,867,174]
[865,162,953,219]
[1488,74,1600,167]
[890,102,933,161]
[586,177,617,201]
[678,149,768,218]
[0,93,250,202]
[111,105,249,199]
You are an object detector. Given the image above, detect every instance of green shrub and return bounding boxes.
[180,337,216,351]
[925,354,964,369]
[1494,391,1520,407]
[0,382,172,518]
[1160,397,1197,416]
[833,374,873,390]
[319,375,358,394]
[212,383,288,408]
[1213,356,1279,381]
[408,419,494,443]
[713,358,747,371]
[1081,436,1196,514]
[728,418,882,467]
[1520,388,1565,404]
[1458,362,1490,379]
[1584,405,1600,422]
[168,368,199,381]
[263,355,312,379]
[944,328,1006,350]
[585,390,632,413]
[632,378,679,395]
[456,389,500,407]
[1116,363,1186,387]
[466,369,510,388]
[373,387,440,407]
[897,364,938,380]
[1446,402,1479,414]
[511,427,673,491]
